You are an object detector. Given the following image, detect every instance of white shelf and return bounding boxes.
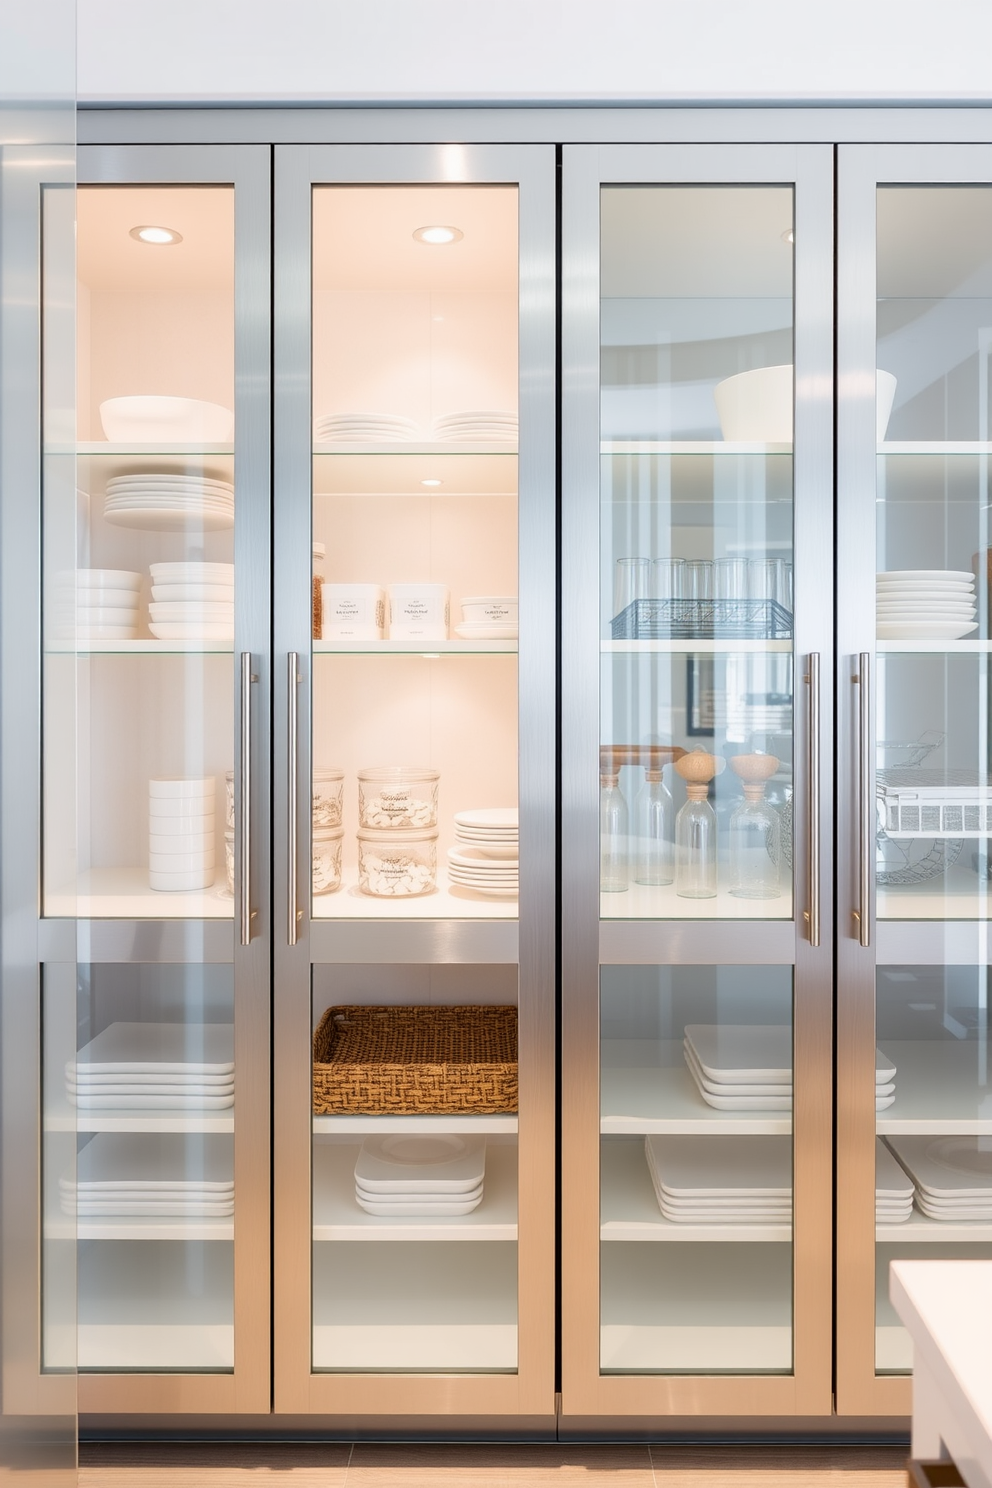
[600,1138,791,1242]
[313,639,516,655]
[76,443,234,486]
[876,1041,992,1133]
[46,639,233,655]
[878,866,992,923]
[601,441,791,456]
[48,1110,235,1134]
[314,441,516,454]
[312,1140,517,1242]
[600,1042,791,1136]
[313,877,517,921]
[44,866,234,921]
[878,640,992,653]
[603,638,792,654]
[601,879,793,923]
[312,448,516,496]
[313,1113,517,1135]
[879,442,992,455]
[49,1213,233,1241]
[877,1208,992,1243]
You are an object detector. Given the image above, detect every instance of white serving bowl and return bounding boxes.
[149,776,215,799]
[151,584,235,603]
[66,589,142,610]
[56,569,142,589]
[69,627,137,641]
[148,602,235,621]
[147,813,215,836]
[55,605,139,625]
[714,365,897,442]
[100,396,234,443]
[460,596,518,624]
[148,623,234,641]
[150,562,234,582]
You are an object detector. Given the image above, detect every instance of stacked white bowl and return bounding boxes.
[149,777,216,891]
[447,808,519,897]
[876,570,977,640]
[51,569,141,642]
[149,562,235,641]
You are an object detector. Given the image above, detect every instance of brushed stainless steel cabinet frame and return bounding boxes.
[68,143,272,1416]
[560,144,835,1420]
[272,144,557,1419]
[836,143,992,1419]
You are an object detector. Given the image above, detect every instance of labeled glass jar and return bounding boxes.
[358,766,439,829]
[312,826,344,895]
[312,768,345,828]
[357,827,438,897]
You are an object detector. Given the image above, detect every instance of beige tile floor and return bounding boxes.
[79,1440,911,1488]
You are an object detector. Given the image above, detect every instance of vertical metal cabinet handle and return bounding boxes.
[856,651,871,949]
[287,652,301,946]
[239,652,258,946]
[804,653,820,947]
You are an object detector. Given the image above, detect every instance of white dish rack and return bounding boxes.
[877,769,992,839]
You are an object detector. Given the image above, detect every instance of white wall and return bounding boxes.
[76,0,992,105]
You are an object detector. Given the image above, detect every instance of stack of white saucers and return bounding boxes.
[876,1138,914,1224]
[66,1022,234,1111]
[314,412,420,443]
[104,473,234,531]
[876,570,977,640]
[644,1135,792,1224]
[433,410,517,443]
[683,1025,897,1112]
[50,569,141,641]
[354,1133,486,1217]
[448,808,519,896]
[887,1136,992,1221]
[149,776,216,891]
[61,1133,234,1218]
[148,562,234,640]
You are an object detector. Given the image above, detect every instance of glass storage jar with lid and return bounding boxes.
[357,766,439,829]
[356,827,438,897]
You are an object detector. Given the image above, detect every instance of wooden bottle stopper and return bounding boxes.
[674,749,724,800]
[729,752,780,800]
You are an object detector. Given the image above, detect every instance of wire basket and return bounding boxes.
[877,769,992,839]
[312,1004,518,1114]
[611,598,793,641]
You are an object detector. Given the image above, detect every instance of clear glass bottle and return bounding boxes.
[633,766,673,885]
[674,750,722,899]
[728,753,782,899]
[600,768,629,893]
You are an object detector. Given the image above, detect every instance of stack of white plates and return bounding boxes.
[448,808,519,896]
[683,1025,897,1112]
[149,776,216,891]
[876,1138,914,1224]
[887,1136,992,1221]
[61,1133,234,1218]
[433,410,517,443]
[644,1134,792,1224]
[876,570,977,640]
[66,1022,234,1111]
[50,569,141,641]
[314,412,420,443]
[149,562,234,640]
[104,473,234,531]
[454,595,518,641]
[354,1133,486,1217]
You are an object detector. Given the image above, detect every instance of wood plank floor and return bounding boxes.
[79,1441,911,1488]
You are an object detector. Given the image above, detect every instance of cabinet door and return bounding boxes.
[561,145,834,1420]
[46,145,272,1414]
[837,145,992,1416]
[272,145,556,1421]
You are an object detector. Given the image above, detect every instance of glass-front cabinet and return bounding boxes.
[561,145,834,1419]
[837,146,992,1416]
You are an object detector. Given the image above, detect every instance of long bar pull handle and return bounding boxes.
[239,652,257,946]
[855,651,871,949]
[287,652,301,946]
[804,653,821,948]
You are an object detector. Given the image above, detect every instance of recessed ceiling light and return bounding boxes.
[130,225,183,245]
[781,228,794,245]
[412,225,463,245]
[421,478,442,487]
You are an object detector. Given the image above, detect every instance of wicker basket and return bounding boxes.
[312,1004,518,1115]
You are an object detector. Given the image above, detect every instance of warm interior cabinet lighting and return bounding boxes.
[129,225,183,245]
[412,225,464,245]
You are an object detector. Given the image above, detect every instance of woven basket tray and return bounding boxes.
[312,1004,518,1115]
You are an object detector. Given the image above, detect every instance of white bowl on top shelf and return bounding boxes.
[151,583,234,603]
[99,396,234,444]
[714,366,897,442]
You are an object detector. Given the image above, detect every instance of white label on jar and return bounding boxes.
[360,852,435,896]
[363,790,434,828]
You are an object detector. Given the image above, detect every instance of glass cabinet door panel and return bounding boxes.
[875,187,992,922]
[45,186,236,919]
[310,186,519,922]
[600,965,793,1374]
[600,187,794,919]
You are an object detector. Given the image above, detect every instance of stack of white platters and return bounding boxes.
[103,473,234,531]
[149,561,234,641]
[683,1024,897,1112]
[448,808,518,897]
[314,412,420,443]
[876,570,977,640]
[353,1133,486,1217]
[876,1137,914,1223]
[886,1136,992,1222]
[433,410,517,443]
[61,1133,233,1217]
[149,776,216,891]
[66,1022,234,1111]
[644,1134,792,1224]
[50,569,141,641]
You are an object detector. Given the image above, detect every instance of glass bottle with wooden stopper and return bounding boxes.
[633,763,674,886]
[728,752,781,900]
[674,750,724,899]
[600,764,629,894]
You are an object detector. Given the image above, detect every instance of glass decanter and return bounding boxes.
[633,766,674,886]
[674,750,724,899]
[600,767,629,893]
[728,752,782,899]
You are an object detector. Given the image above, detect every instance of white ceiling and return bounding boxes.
[77,186,234,292]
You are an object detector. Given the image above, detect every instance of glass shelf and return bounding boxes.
[603,638,792,654]
[313,1113,518,1135]
[877,640,992,653]
[314,640,516,656]
[313,449,517,495]
[46,640,234,655]
[602,441,792,456]
[600,1138,791,1243]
